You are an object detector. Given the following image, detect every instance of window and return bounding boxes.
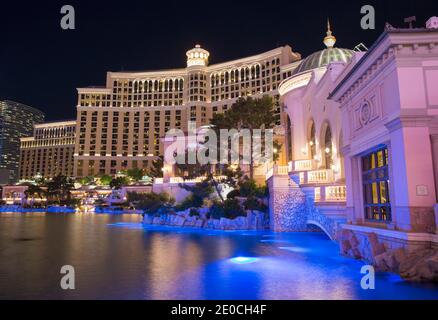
[362,147,391,222]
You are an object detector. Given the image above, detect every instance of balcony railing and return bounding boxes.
[290,159,316,172]
[314,185,346,203]
[265,165,289,180]
[299,169,334,184]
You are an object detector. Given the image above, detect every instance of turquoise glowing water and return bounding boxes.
[0,212,437,300]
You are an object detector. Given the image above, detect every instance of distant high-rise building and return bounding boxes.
[19,120,76,180]
[0,100,45,184]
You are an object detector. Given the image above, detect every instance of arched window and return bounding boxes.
[324,125,333,169]
[286,114,292,161]
[164,79,168,92]
[309,121,316,159]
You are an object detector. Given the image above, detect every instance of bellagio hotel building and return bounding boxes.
[75,45,301,177]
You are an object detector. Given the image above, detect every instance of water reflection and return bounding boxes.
[0,213,437,299]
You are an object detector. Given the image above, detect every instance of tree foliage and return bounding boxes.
[99,174,113,186]
[126,167,144,182]
[46,175,75,205]
[110,176,129,190]
[127,192,175,216]
[210,96,277,179]
[148,156,163,178]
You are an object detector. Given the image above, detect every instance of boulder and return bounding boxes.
[399,249,438,282]
[383,252,399,271]
[173,215,186,226]
[143,215,154,224]
[340,240,351,255]
[195,219,205,228]
[392,248,407,265]
[347,248,361,259]
[374,252,390,272]
[152,216,161,225]
[349,235,360,248]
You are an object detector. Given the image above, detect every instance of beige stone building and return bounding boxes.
[74,45,301,177]
[19,120,76,180]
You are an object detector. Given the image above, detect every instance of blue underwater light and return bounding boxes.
[230,256,258,264]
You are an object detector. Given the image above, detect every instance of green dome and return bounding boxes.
[292,47,354,75]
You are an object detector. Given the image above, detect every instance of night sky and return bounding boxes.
[1,0,437,121]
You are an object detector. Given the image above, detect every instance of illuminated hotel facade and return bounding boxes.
[19,120,76,180]
[74,45,301,177]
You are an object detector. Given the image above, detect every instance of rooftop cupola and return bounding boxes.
[186,44,210,67]
[323,19,337,48]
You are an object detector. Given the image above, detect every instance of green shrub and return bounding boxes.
[243,196,268,213]
[223,198,246,219]
[209,201,225,219]
[174,195,203,211]
[208,199,246,220]
[238,178,268,198]
[133,192,175,216]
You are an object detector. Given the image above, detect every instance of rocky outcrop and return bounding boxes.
[398,249,438,282]
[143,209,267,230]
[338,229,438,283]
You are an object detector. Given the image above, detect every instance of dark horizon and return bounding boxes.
[1,0,437,121]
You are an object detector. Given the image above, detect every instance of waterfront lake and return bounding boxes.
[0,212,437,300]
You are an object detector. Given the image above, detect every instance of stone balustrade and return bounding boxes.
[299,169,334,184]
[290,159,316,172]
[266,165,289,180]
[314,185,346,203]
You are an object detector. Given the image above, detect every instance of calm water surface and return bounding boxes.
[0,212,437,300]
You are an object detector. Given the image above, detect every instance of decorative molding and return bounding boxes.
[384,114,433,132]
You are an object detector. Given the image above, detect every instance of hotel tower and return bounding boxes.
[74,45,301,177]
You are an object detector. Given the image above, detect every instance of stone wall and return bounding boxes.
[269,187,308,232]
[267,174,345,239]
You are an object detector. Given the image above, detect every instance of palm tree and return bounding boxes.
[24,184,46,206]
[46,175,74,204]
